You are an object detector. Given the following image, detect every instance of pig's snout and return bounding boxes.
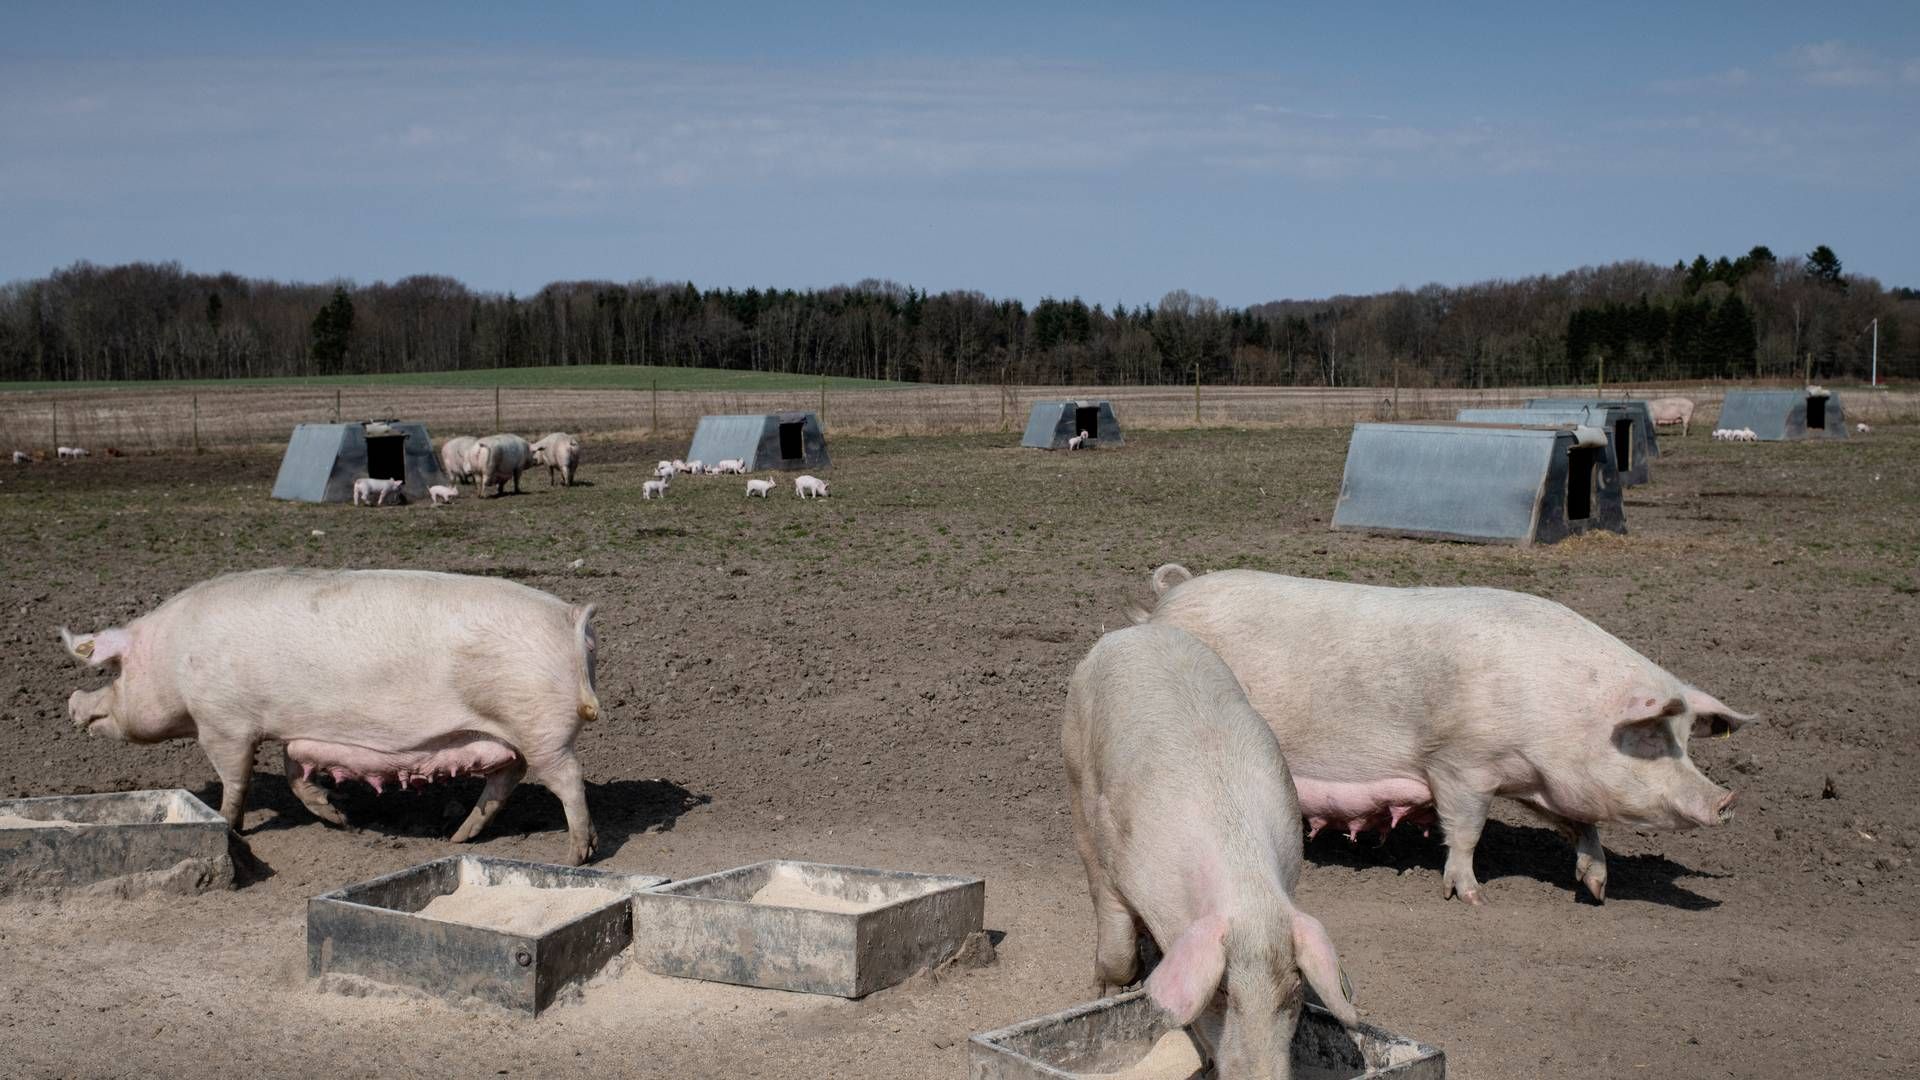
[1713,788,1738,825]
[1681,785,1738,829]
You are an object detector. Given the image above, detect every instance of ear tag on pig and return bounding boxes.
[75,639,95,659]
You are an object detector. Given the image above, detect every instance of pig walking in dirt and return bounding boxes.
[473,434,531,498]
[1136,565,1752,905]
[440,436,479,485]
[351,477,405,505]
[1647,397,1695,437]
[60,568,605,864]
[1064,624,1357,1077]
[530,432,582,487]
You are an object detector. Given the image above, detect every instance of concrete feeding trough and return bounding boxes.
[307,855,668,1014]
[630,860,985,998]
[0,789,231,898]
[1525,397,1661,460]
[969,988,1445,1079]
[1022,399,1124,449]
[1332,422,1626,546]
[1454,405,1648,486]
[1716,388,1848,441]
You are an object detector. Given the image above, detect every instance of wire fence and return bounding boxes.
[1,380,1914,454]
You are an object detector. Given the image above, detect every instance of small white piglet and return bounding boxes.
[429,485,459,505]
[10,451,27,464]
[352,477,405,506]
[793,475,829,499]
[746,479,775,498]
[1856,422,1872,434]
[1067,429,1089,450]
[642,477,669,499]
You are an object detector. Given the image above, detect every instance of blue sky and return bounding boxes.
[3,2,1916,306]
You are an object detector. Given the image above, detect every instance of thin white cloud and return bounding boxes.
[1792,40,1892,87]
[1650,67,1750,94]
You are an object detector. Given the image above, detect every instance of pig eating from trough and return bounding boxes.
[1135,565,1752,904]
[1064,623,1357,1078]
[60,568,604,864]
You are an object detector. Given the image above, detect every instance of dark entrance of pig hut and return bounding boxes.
[270,420,449,504]
[1715,388,1848,441]
[1526,397,1661,460]
[1331,421,1626,545]
[685,411,830,471]
[1020,399,1124,449]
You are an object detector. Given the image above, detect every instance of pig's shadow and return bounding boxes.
[1307,820,1726,910]
[219,773,710,860]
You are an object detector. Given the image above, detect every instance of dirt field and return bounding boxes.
[1,423,1915,1079]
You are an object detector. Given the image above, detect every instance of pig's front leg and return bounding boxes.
[1432,780,1492,905]
[200,729,259,831]
[450,759,527,845]
[282,746,347,828]
[1573,824,1607,901]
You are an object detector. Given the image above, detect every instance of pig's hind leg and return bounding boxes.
[530,750,596,866]
[450,759,527,846]
[282,746,348,828]
[1069,790,1141,994]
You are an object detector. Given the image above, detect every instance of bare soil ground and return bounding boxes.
[1,424,1915,1079]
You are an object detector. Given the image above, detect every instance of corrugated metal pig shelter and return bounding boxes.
[1454,406,1648,486]
[1526,398,1661,460]
[1021,400,1124,449]
[1332,422,1626,545]
[1715,388,1848,441]
[270,420,447,503]
[685,412,830,471]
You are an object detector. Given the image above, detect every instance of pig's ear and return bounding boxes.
[60,627,130,667]
[1684,687,1754,738]
[1145,913,1228,1025]
[1292,911,1358,1028]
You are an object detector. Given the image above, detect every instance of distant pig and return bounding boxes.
[1135,565,1752,905]
[428,484,459,505]
[473,433,531,497]
[352,477,405,505]
[793,474,829,499]
[642,477,669,499]
[1856,422,1872,434]
[683,459,704,475]
[440,436,479,484]
[60,569,604,863]
[746,478,775,497]
[1647,397,1695,437]
[1067,429,1089,450]
[716,458,747,474]
[1064,624,1357,1076]
[9,451,26,464]
[530,432,582,487]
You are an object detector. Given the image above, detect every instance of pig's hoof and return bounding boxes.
[1444,873,1486,906]
[1578,869,1607,902]
[568,834,598,866]
[449,824,480,844]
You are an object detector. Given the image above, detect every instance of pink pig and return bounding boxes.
[1136,565,1752,904]
[1064,623,1357,1078]
[61,568,604,864]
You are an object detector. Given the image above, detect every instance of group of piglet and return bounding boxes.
[645,457,828,501]
[1064,563,1749,1075]
[1711,427,1759,442]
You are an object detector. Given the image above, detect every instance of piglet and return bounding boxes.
[428,484,459,505]
[642,477,669,499]
[1064,623,1357,1078]
[746,478,775,498]
[793,474,829,499]
[352,477,405,505]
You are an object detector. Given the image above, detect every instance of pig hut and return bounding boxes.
[1715,387,1848,441]
[1525,397,1661,461]
[1331,421,1626,545]
[685,411,830,471]
[270,420,448,503]
[1455,405,1649,486]
[1021,399,1124,449]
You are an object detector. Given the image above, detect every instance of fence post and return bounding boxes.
[51,402,58,450]
[820,375,827,423]
[1193,365,1201,426]
[651,380,659,433]
[192,394,201,454]
[494,386,502,430]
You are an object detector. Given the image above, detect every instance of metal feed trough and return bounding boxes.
[685,411,831,471]
[0,789,231,897]
[1715,388,1848,441]
[1525,398,1661,461]
[1022,399,1124,449]
[1332,422,1626,546]
[270,419,449,504]
[308,855,668,1014]
[630,860,985,998]
[968,988,1445,1079]
[1454,406,1648,486]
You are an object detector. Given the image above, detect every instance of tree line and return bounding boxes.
[0,244,1907,387]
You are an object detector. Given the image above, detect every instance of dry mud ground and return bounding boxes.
[1,426,1916,1079]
